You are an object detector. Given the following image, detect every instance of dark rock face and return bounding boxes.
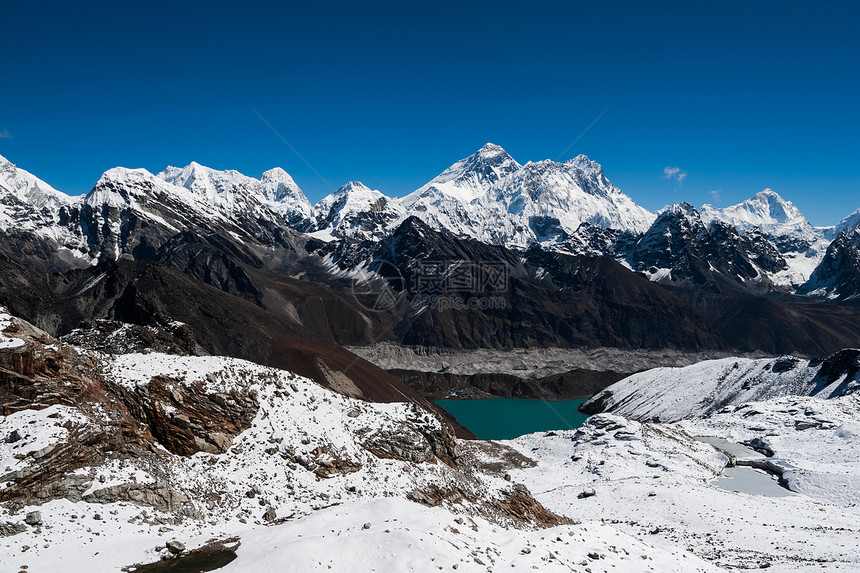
[529,215,570,244]
[551,222,623,257]
[799,232,860,300]
[740,227,788,274]
[356,217,723,350]
[809,348,860,396]
[625,204,763,290]
[61,319,200,355]
[317,216,860,355]
[491,484,570,527]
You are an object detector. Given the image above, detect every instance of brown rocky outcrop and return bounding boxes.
[0,315,256,510]
[492,484,571,527]
[109,376,258,456]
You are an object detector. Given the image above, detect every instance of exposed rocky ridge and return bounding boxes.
[624,203,767,291]
[61,319,201,356]
[0,317,239,513]
[343,217,725,349]
[335,218,860,354]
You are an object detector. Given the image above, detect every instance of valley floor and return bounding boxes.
[349,343,775,379]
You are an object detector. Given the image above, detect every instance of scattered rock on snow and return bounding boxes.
[166,540,185,554]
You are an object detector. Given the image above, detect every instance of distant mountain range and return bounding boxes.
[3,145,858,297]
[1,146,859,364]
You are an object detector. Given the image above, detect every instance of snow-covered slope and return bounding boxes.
[582,349,860,422]
[798,231,860,300]
[508,399,860,571]
[483,154,655,241]
[836,207,860,237]
[0,154,72,213]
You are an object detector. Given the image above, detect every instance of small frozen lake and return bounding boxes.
[711,466,795,498]
[695,435,761,460]
[695,436,795,498]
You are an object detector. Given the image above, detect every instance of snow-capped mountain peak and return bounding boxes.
[0,153,73,210]
[260,166,305,200]
[312,181,407,241]
[700,188,811,236]
[564,153,605,175]
[88,166,183,207]
[158,162,263,207]
[660,201,701,219]
[403,142,521,205]
[157,161,312,222]
[836,207,860,237]
[482,156,655,236]
[399,148,654,248]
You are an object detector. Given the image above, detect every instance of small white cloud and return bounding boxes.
[710,189,721,204]
[663,166,687,185]
[0,128,11,139]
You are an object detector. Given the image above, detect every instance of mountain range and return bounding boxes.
[3,145,857,293]
[1,146,859,367]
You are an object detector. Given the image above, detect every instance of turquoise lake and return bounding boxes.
[435,398,590,440]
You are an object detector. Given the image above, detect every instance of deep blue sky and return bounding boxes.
[2,1,858,225]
